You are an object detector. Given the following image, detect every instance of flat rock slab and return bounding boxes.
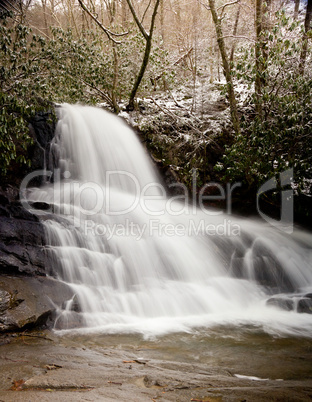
[0,334,311,401]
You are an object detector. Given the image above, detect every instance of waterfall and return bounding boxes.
[25,104,312,337]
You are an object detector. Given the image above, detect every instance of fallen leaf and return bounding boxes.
[10,379,25,391]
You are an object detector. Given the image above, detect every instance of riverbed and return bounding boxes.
[1,327,312,401]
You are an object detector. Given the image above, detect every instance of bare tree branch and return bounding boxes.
[217,0,240,15]
[141,0,152,25]
[125,0,148,40]
[80,78,114,108]
[197,0,211,12]
[78,0,128,44]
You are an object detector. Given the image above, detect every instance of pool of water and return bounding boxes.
[58,325,312,382]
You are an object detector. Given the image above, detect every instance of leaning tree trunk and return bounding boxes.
[126,0,161,111]
[127,36,153,111]
[208,0,240,135]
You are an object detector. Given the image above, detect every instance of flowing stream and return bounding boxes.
[25,104,312,338]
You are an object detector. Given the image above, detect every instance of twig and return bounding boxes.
[197,0,211,11]
[151,98,204,136]
[151,98,178,120]
[168,90,183,108]
[221,34,255,42]
[79,78,114,108]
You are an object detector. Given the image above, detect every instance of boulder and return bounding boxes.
[266,295,312,314]
[0,187,47,276]
[266,296,294,311]
[0,276,74,332]
[28,110,57,176]
[297,298,312,314]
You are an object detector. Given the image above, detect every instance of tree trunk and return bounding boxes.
[160,0,165,42]
[41,0,49,34]
[127,37,153,111]
[78,0,123,112]
[299,0,312,75]
[260,0,271,91]
[109,3,120,114]
[255,0,263,118]
[121,0,128,27]
[110,45,120,113]
[208,0,240,135]
[126,0,161,111]
[230,3,241,65]
[294,0,300,20]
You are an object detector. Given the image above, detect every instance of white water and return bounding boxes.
[25,104,312,338]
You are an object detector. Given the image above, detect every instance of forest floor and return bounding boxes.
[119,81,234,140]
[0,331,312,401]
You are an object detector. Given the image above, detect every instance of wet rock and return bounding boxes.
[251,251,295,293]
[266,297,294,311]
[29,201,51,211]
[0,201,59,330]
[69,295,82,313]
[143,375,165,388]
[0,217,46,276]
[54,311,86,330]
[0,290,11,313]
[0,276,74,332]
[28,110,56,179]
[297,298,312,314]
[0,110,60,333]
[150,156,183,196]
[0,186,47,276]
[267,295,312,314]
[61,294,82,313]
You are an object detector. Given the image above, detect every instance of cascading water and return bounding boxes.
[25,104,312,337]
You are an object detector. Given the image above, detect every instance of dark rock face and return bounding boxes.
[266,294,312,314]
[28,110,57,177]
[0,186,64,332]
[150,156,185,196]
[0,108,75,332]
[266,296,294,311]
[298,298,312,314]
[0,186,46,276]
[0,276,73,332]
